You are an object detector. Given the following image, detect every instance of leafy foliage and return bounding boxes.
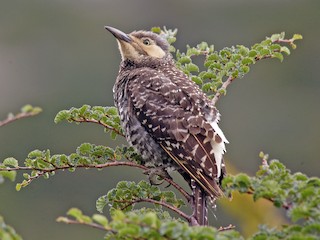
[96,180,185,213]
[0,216,22,240]
[58,208,242,240]
[222,152,320,224]
[57,157,319,239]
[0,104,42,128]
[0,143,145,191]
[154,28,302,101]
[55,105,124,138]
[222,153,320,239]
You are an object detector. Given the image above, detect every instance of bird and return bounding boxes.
[105,26,229,226]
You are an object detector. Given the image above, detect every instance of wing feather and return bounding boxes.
[128,68,226,198]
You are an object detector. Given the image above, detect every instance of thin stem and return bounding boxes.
[71,117,125,137]
[0,111,40,127]
[118,198,191,223]
[211,35,297,106]
[212,76,235,105]
[246,190,291,210]
[57,217,112,232]
[0,161,191,201]
[218,224,235,232]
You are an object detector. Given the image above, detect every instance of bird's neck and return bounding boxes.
[120,55,174,71]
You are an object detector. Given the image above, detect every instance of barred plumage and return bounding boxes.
[105,26,228,225]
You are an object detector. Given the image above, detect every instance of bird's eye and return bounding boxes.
[143,39,151,45]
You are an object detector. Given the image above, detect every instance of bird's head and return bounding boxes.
[105,26,170,63]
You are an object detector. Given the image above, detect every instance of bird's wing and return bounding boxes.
[127,68,226,198]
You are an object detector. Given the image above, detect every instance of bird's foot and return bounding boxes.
[143,167,172,186]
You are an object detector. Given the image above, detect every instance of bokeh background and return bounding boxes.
[1,0,319,239]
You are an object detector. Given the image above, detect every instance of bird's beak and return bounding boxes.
[105,26,132,43]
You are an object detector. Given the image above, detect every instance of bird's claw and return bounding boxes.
[143,167,172,186]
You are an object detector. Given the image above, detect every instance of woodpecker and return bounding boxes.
[105,26,228,225]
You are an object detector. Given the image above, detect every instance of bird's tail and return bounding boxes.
[191,179,209,226]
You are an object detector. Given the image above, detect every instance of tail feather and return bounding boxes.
[191,179,208,225]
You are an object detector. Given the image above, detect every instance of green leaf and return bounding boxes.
[106,107,118,116]
[292,34,303,40]
[191,76,203,85]
[185,63,199,72]
[186,47,201,56]
[202,83,211,92]
[291,43,297,49]
[142,212,158,228]
[110,131,118,140]
[151,27,161,34]
[270,44,281,51]
[0,171,16,182]
[273,52,284,62]
[280,46,291,55]
[225,62,235,70]
[92,214,109,227]
[248,50,258,58]
[271,33,281,42]
[235,173,251,192]
[15,183,21,191]
[259,48,271,56]
[67,208,92,223]
[78,143,93,155]
[54,110,70,123]
[218,88,226,96]
[178,56,191,64]
[197,42,209,51]
[206,53,219,61]
[96,195,108,213]
[67,208,82,219]
[241,58,254,65]
[3,158,18,167]
[167,37,176,45]
[240,65,250,74]
[56,216,69,224]
[0,216,23,240]
[238,45,249,56]
[232,70,239,78]
[21,104,33,113]
[261,39,272,46]
[201,72,216,80]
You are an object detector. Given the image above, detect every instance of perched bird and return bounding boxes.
[105,26,229,225]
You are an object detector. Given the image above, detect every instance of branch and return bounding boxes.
[0,161,191,201]
[246,190,291,210]
[209,34,302,105]
[0,105,42,127]
[118,198,191,223]
[218,224,236,232]
[56,217,112,232]
[71,117,125,137]
[212,76,235,105]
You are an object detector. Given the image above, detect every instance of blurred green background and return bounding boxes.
[0,0,319,239]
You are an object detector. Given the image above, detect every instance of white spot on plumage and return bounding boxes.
[171,142,180,149]
[152,126,160,132]
[191,144,199,156]
[203,137,211,144]
[210,121,229,144]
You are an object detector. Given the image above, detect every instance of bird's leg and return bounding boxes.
[143,166,172,186]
